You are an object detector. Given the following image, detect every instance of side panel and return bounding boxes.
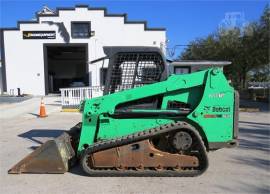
[188,69,235,142]
[97,117,175,140]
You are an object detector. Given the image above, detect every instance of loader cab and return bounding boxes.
[101,47,167,95]
[169,61,231,75]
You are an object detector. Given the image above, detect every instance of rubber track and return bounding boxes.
[80,121,209,177]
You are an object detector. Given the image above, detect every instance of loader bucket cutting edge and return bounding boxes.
[8,132,75,174]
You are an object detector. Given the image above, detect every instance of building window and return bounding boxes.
[174,66,190,75]
[71,22,91,38]
[100,68,108,86]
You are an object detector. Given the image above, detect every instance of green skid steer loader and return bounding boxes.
[9,47,238,176]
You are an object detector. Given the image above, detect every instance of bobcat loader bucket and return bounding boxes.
[8,132,75,174]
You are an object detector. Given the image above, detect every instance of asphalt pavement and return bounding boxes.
[0,100,269,194]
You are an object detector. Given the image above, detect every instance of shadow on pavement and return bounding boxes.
[69,165,88,176]
[45,103,61,106]
[18,129,65,145]
[239,121,270,127]
[0,96,32,104]
[238,122,270,153]
[240,99,269,112]
[218,181,270,194]
[238,137,269,153]
[239,121,270,149]
[219,119,270,193]
[232,156,270,171]
[228,118,270,181]
[28,113,40,117]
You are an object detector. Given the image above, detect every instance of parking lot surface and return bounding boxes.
[0,104,269,194]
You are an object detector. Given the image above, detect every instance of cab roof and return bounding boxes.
[171,60,231,66]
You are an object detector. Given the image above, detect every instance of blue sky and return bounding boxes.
[0,0,268,57]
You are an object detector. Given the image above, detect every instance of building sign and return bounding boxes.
[23,31,56,39]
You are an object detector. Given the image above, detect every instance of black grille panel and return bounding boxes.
[106,52,164,94]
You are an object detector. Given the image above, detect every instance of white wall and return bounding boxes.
[0,64,2,94]
[3,7,166,95]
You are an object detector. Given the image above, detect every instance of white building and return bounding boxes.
[0,5,166,95]
[0,59,2,94]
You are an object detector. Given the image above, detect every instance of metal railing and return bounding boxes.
[60,84,144,109]
[248,82,270,89]
[60,86,104,109]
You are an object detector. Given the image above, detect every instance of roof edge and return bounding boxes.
[171,61,232,66]
[0,4,166,32]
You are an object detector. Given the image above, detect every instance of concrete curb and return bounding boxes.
[239,107,260,112]
[61,109,80,112]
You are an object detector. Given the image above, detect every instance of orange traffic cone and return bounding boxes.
[39,97,47,118]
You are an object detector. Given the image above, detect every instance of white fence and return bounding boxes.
[60,86,103,109]
[248,82,270,89]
